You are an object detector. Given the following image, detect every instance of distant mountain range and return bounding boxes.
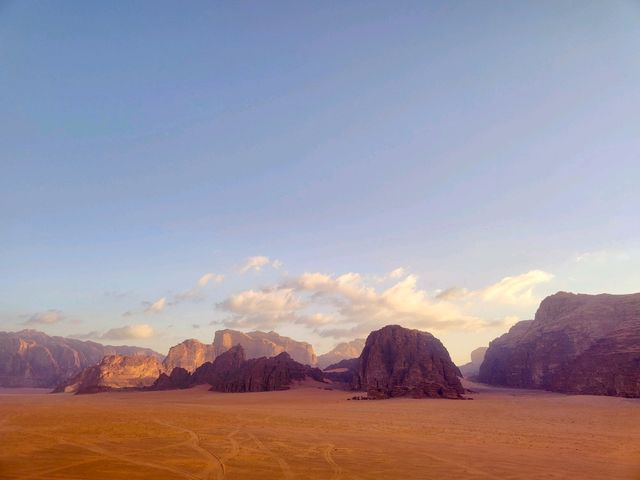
[3,290,639,398]
[0,329,161,388]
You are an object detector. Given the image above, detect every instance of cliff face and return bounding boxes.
[163,339,215,373]
[213,329,317,366]
[0,330,161,388]
[55,355,166,394]
[355,325,464,399]
[317,338,365,369]
[458,347,488,379]
[478,292,640,397]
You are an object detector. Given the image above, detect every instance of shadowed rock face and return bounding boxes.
[323,358,360,385]
[317,339,365,369]
[355,325,464,399]
[479,292,640,397]
[0,330,162,388]
[54,355,166,394]
[458,347,488,379]
[163,339,215,373]
[150,345,324,393]
[211,351,324,393]
[213,330,317,366]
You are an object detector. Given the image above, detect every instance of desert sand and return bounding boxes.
[0,381,639,480]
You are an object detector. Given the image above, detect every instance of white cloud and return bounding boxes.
[388,267,406,279]
[436,270,554,306]
[24,309,64,325]
[218,287,300,329]
[100,324,155,340]
[478,270,554,305]
[239,256,282,273]
[219,271,483,338]
[575,250,631,264]
[145,297,167,314]
[198,272,224,287]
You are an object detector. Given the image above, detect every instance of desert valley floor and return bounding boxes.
[0,381,639,480]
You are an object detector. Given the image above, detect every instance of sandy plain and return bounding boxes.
[0,381,639,480]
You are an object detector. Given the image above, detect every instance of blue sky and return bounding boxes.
[1,1,639,363]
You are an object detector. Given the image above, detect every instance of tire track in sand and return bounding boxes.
[322,444,343,480]
[155,421,226,480]
[246,431,294,479]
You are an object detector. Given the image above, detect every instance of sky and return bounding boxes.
[1,1,639,364]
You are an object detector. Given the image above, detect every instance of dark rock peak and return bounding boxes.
[356,325,464,399]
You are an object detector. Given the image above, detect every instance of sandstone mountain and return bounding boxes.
[213,329,317,366]
[163,339,215,373]
[152,345,323,392]
[355,325,464,399]
[317,338,365,369]
[54,354,166,394]
[0,330,161,388]
[458,346,488,379]
[478,292,640,397]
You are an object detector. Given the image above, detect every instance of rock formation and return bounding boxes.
[0,330,161,388]
[163,339,215,373]
[323,358,360,385]
[355,325,464,399]
[211,350,324,392]
[317,338,365,369]
[458,347,488,379]
[213,329,317,366]
[54,354,166,394]
[151,345,324,393]
[478,292,640,397]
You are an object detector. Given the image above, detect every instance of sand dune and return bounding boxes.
[0,382,638,479]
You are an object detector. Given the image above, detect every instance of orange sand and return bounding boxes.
[0,381,639,479]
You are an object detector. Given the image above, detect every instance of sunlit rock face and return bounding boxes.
[355,325,465,399]
[0,330,161,388]
[213,329,317,366]
[479,292,640,397]
[54,354,166,394]
[317,338,365,369]
[163,339,215,373]
[458,347,488,379]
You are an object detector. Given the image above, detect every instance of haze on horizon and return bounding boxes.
[1,1,639,363]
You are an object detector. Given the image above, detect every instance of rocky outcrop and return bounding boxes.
[163,339,215,373]
[211,351,324,393]
[213,329,317,366]
[355,325,464,399]
[458,347,488,379]
[0,330,162,388]
[323,358,360,385]
[317,339,365,369]
[478,292,640,397]
[54,355,166,394]
[151,345,323,393]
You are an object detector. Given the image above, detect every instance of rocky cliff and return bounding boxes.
[458,347,488,379]
[478,292,640,397]
[163,339,215,373]
[355,325,464,399]
[317,338,365,369]
[54,354,166,394]
[0,330,161,388]
[213,329,317,366]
